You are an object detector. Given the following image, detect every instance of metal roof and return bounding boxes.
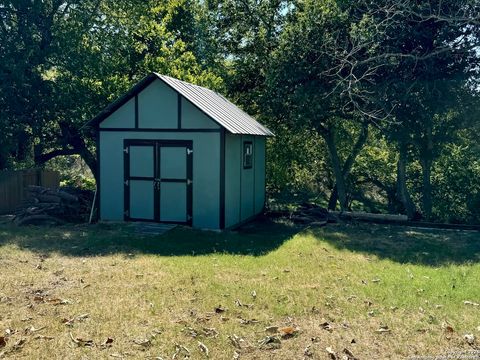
[87,73,274,136]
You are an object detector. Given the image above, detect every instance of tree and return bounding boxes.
[0,0,222,181]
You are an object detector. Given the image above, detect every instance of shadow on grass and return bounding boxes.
[0,218,299,257]
[311,223,480,266]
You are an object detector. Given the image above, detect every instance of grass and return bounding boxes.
[0,219,479,359]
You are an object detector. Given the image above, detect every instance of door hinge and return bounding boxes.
[187,215,192,221]
[123,147,129,154]
[124,210,129,217]
[187,179,193,185]
[124,180,129,186]
[186,148,193,155]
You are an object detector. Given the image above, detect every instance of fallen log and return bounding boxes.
[330,211,408,222]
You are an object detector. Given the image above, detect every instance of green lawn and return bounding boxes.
[0,220,479,359]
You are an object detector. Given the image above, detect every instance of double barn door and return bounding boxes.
[124,140,193,224]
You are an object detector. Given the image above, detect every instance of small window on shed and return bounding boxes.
[243,141,253,169]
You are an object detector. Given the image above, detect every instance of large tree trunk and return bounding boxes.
[420,157,433,220]
[34,124,98,183]
[419,126,434,220]
[323,127,348,211]
[396,140,416,219]
[327,123,369,210]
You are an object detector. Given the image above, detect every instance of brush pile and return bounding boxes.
[13,185,94,225]
[267,202,335,226]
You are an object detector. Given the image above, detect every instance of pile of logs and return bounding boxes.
[13,185,94,225]
[268,203,335,226]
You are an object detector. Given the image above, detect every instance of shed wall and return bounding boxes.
[181,98,220,129]
[100,131,220,229]
[99,98,135,128]
[224,134,266,228]
[138,80,178,128]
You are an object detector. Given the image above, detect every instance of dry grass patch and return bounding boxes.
[0,221,479,359]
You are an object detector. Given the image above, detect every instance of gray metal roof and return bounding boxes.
[86,73,273,136]
[156,74,274,136]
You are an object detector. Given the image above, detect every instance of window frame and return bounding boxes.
[243,141,254,169]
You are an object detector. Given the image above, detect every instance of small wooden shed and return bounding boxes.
[87,73,273,229]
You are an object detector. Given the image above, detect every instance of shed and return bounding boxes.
[87,73,273,229]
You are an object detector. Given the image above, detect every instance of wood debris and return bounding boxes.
[13,185,93,225]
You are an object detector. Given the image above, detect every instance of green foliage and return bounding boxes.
[46,155,96,190]
[431,135,480,224]
[267,125,329,195]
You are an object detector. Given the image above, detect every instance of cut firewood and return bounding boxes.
[13,186,94,225]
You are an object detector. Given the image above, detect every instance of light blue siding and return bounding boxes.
[240,135,255,221]
[138,80,177,128]
[182,98,219,129]
[224,134,266,228]
[99,98,135,128]
[224,134,241,228]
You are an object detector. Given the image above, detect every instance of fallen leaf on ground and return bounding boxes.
[258,335,281,349]
[12,338,26,350]
[279,326,298,338]
[239,318,259,325]
[214,306,226,313]
[251,290,257,299]
[442,322,454,333]
[304,344,314,357]
[101,337,114,347]
[343,347,358,360]
[202,328,218,338]
[46,298,71,305]
[371,278,381,283]
[198,341,209,357]
[133,338,151,347]
[375,325,391,333]
[63,313,89,327]
[172,343,190,359]
[70,332,95,347]
[464,334,475,345]
[233,351,240,359]
[25,325,46,334]
[320,322,334,332]
[325,346,337,359]
[33,335,54,340]
[464,301,480,306]
[228,334,244,349]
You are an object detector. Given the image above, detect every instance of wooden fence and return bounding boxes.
[0,169,60,214]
